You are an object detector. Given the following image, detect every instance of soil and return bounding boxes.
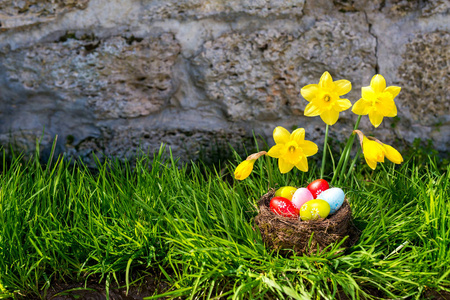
[19,275,450,299]
[423,289,450,300]
[41,278,167,300]
[21,270,173,300]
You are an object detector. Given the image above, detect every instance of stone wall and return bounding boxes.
[0,0,449,165]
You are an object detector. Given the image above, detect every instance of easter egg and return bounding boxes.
[299,199,330,221]
[291,188,314,210]
[270,197,299,219]
[307,179,330,199]
[274,186,298,201]
[317,187,345,214]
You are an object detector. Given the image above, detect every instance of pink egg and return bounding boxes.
[291,188,314,210]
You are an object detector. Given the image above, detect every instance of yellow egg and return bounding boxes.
[274,186,297,201]
[299,199,331,221]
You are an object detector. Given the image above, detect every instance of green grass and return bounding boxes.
[0,144,449,299]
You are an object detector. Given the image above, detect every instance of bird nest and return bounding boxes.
[254,190,360,256]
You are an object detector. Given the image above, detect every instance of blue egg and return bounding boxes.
[316,187,345,214]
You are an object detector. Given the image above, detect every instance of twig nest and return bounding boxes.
[255,190,360,256]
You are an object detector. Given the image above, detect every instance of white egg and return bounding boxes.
[316,187,345,214]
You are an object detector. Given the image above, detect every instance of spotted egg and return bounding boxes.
[270,196,299,218]
[316,187,345,214]
[299,199,330,221]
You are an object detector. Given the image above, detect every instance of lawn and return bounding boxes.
[0,144,449,299]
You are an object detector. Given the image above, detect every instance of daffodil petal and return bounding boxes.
[335,99,352,112]
[273,126,290,144]
[368,111,384,128]
[370,74,386,94]
[383,144,403,164]
[234,160,255,180]
[352,98,372,116]
[300,140,318,156]
[278,158,294,174]
[361,86,377,101]
[319,71,333,90]
[352,99,371,115]
[295,156,308,172]
[385,86,401,98]
[300,84,319,102]
[320,109,339,125]
[291,128,305,144]
[267,144,285,158]
[364,155,377,170]
[334,80,352,96]
[304,102,321,116]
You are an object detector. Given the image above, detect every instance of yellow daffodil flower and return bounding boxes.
[234,151,267,180]
[267,126,318,173]
[234,160,256,180]
[301,71,352,125]
[352,74,401,128]
[354,130,403,170]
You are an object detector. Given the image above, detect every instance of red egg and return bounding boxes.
[269,196,299,218]
[307,179,330,199]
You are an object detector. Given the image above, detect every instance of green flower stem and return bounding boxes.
[320,124,329,179]
[266,155,274,189]
[331,115,362,185]
[345,147,361,181]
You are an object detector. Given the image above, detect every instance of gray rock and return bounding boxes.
[382,0,450,17]
[0,0,89,30]
[1,32,181,119]
[396,31,450,151]
[141,0,305,21]
[62,125,261,168]
[398,31,449,127]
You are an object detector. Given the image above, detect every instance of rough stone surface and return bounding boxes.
[0,0,89,30]
[397,31,449,126]
[421,0,450,17]
[384,0,450,17]
[0,0,448,164]
[2,33,181,119]
[192,15,375,122]
[63,126,259,168]
[142,0,305,21]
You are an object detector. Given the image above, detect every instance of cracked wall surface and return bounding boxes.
[0,0,448,165]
